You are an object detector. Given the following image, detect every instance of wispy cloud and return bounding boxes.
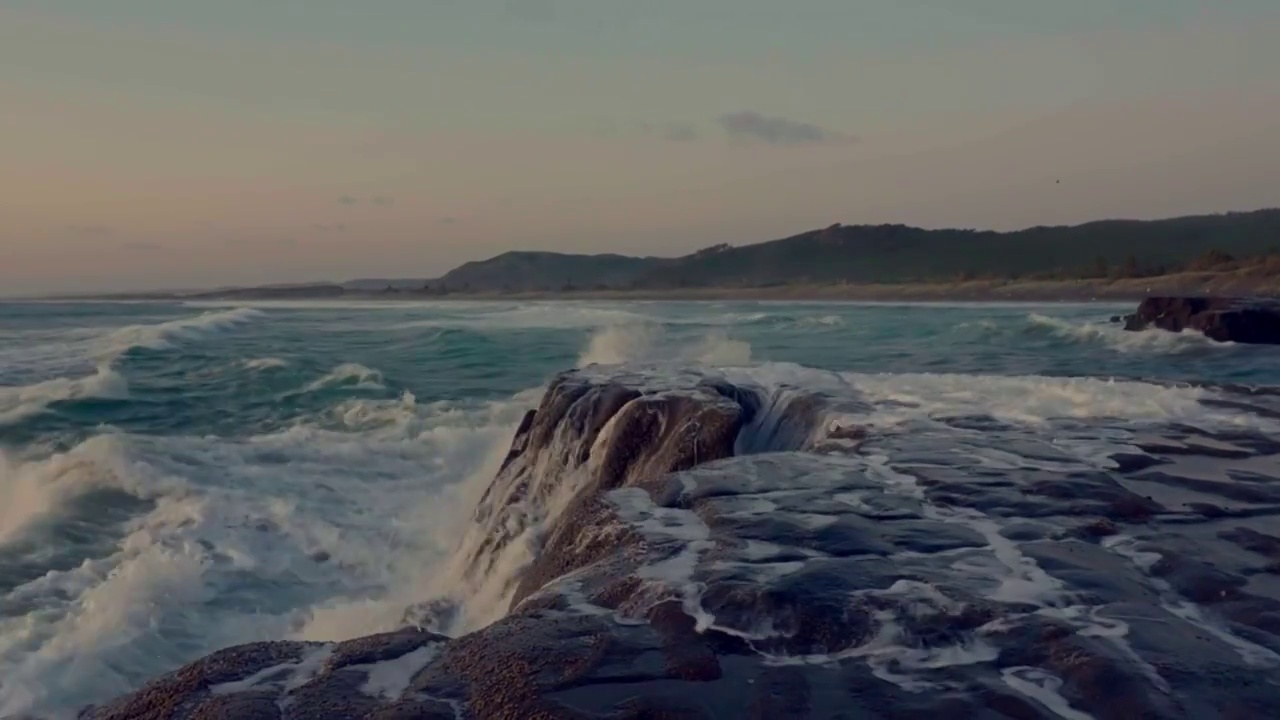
[338,195,359,205]
[438,216,458,226]
[372,195,394,207]
[313,223,348,233]
[717,111,856,147]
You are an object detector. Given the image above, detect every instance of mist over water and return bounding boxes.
[0,299,1277,718]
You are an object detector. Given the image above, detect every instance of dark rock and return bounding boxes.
[82,367,1280,719]
[1122,296,1280,344]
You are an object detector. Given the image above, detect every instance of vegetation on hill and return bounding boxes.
[418,209,1280,294]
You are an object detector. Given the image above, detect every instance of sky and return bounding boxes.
[2,1,1279,294]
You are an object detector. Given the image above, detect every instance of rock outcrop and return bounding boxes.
[81,368,1280,719]
[1122,296,1280,344]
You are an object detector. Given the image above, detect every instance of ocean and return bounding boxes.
[1,299,1278,718]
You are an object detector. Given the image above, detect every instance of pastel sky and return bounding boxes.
[2,1,1278,294]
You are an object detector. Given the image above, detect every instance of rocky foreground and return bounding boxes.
[81,368,1280,719]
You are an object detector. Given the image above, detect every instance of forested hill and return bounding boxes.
[424,209,1280,293]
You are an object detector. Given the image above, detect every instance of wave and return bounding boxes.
[8,354,1278,716]
[1025,313,1233,354]
[793,314,844,328]
[0,308,264,428]
[242,357,290,371]
[0,391,529,717]
[723,362,1272,435]
[8,299,1279,717]
[577,324,752,367]
[302,363,387,393]
[391,304,778,333]
[95,307,263,360]
[398,305,654,332]
[0,365,128,427]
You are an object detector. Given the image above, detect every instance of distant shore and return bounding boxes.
[443,272,1279,303]
[26,269,1280,304]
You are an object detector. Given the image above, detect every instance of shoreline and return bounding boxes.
[19,271,1280,304]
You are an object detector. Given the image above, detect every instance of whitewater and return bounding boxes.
[1,299,1277,718]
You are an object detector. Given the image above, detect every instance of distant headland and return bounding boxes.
[52,208,1280,302]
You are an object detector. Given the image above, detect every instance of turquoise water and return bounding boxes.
[1,299,1277,717]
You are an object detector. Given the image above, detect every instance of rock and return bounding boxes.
[83,368,1280,719]
[1122,296,1280,344]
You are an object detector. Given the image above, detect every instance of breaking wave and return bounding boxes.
[1025,313,1234,354]
[0,308,264,428]
[6,299,1280,718]
[578,324,752,367]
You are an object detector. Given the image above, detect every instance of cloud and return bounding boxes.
[640,122,699,142]
[372,195,394,206]
[717,111,856,147]
[313,223,348,232]
[338,195,359,205]
[121,241,162,251]
[438,217,458,226]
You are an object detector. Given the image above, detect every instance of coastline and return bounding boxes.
[22,269,1280,304]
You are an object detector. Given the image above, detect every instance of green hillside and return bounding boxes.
[423,209,1280,293]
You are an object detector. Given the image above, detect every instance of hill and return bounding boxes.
[429,251,665,293]
[419,209,1280,294]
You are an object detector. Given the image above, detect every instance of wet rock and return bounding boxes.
[1220,527,1280,560]
[84,367,1280,719]
[1122,296,1280,344]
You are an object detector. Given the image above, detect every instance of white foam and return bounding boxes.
[0,308,263,428]
[388,303,771,333]
[793,314,844,328]
[0,364,128,427]
[864,454,1071,609]
[243,357,290,370]
[95,307,264,360]
[578,323,665,366]
[210,645,334,697]
[353,643,442,701]
[1040,604,1169,693]
[1104,535,1280,668]
[577,324,751,368]
[403,304,655,331]
[1027,313,1233,354]
[430,403,629,633]
[1001,667,1095,720]
[0,390,532,718]
[763,606,1000,692]
[727,363,1272,433]
[303,363,386,393]
[607,486,715,628]
[862,449,1167,695]
[0,435,172,545]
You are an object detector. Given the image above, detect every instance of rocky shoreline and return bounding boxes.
[1119,296,1280,344]
[80,367,1280,719]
